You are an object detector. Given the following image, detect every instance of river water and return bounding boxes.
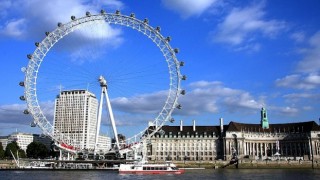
[1,169,319,180]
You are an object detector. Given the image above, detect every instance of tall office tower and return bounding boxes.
[53,90,98,150]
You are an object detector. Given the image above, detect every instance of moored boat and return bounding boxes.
[119,161,184,175]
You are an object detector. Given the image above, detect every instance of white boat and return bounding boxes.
[119,161,184,175]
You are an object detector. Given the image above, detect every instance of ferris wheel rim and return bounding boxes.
[23,11,184,151]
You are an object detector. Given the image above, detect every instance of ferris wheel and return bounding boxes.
[20,10,186,153]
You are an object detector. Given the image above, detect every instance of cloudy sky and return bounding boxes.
[0,0,319,138]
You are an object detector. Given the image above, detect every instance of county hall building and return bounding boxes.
[146,108,320,162]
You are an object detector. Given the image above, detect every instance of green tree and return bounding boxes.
[5,141,20,159]
[18,149,27,158]
[0,142,4,159]
[26,142,49,159]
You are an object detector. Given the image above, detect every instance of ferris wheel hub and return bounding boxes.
[98,75,107,87]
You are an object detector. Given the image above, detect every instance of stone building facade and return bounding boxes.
[147,108,320,161]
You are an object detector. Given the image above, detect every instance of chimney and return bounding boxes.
[193,120,196,131]
[220,118,224,133]
[180,120,183,131]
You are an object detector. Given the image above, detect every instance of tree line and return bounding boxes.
[0,141,56,159]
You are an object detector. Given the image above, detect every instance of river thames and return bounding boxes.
[0,169,320,180]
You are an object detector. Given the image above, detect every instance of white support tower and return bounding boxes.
[95,76,120,154]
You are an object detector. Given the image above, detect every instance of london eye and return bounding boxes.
[20,10,186,157]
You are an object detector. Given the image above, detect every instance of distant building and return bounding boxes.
[0,133,52,152]
[97,135,112,154]
[33,134,53,150]
[0,136,9,150]
[8,132,33,151]
[147,108,320,161]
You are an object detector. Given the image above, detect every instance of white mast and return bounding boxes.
[95,75,120,154]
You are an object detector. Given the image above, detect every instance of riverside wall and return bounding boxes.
[1,159,320,169]
[174,160,320,169]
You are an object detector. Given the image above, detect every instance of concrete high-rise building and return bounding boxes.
[53,90,98,151]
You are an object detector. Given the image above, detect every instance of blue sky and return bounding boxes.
[0,0,319,138]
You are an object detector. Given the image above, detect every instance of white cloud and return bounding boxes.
[179,81,263,115]
[111,91,167,114]
[161,0,218,18]
[277,106,299,115]
[283,93,314,99]
[0,18,26,37]
[223,93,262,110]
[275,74,320,90]
[296,31,320,73]
[0,0,126,64]
[212,2,286,50]
[290,31,306,43]
[0,104,31,124]
[0,101,55,128]
[106,80,264,117]
[0,0,124,51]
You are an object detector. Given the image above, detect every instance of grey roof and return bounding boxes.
[226,121,320,133]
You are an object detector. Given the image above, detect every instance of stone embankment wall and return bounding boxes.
[174,160,320,169]
[0,160,17,169]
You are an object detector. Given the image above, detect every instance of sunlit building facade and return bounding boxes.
[53,90,98,150]
[8,132,33,152]
[147,108,320,161]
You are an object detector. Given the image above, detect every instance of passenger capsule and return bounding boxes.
[19,81,25,87]
[181,75,187,80]
[130,13,135,18]
[100,9,106,14]
[174,48,179,53]
[176,104,182,109]
[23,109,29,114]
[115,10,120,15]
[19,96,25,101]
[57,22,63,27]
[169,118,175,123]
[86,11,91,17]
[166,36,171,42]
[45,32,50,36]
[180,90,186,95]
[179,61,185,66]
[30,121,37,127]
[35,42,40,47]
[71,16,76,20]
[155,26,161,32]
[143,18,149,24]
[27,54,33,59]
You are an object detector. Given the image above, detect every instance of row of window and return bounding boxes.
[156,152,214,156]
[157,147,213,151]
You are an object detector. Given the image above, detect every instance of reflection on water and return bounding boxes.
[0,169,319,180]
